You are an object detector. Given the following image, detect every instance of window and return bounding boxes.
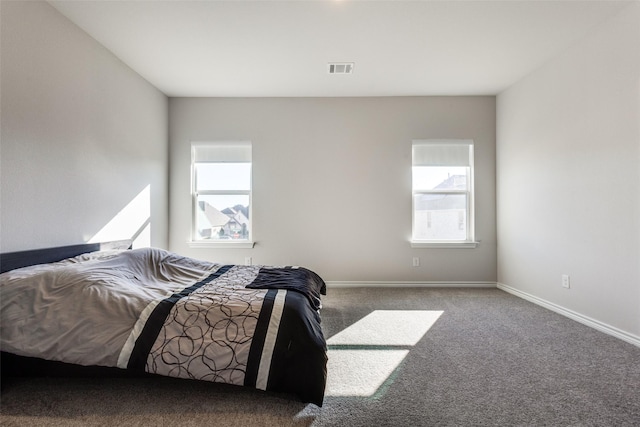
[191,142,253,247]
[411,140,476,248]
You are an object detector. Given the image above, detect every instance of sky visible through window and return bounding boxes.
[196,163,250,191]
[413,166,467,190]
[196,162,250,211]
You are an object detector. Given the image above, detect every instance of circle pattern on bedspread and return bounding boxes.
[145,266,268,385]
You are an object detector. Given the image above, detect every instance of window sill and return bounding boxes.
[410,241,478,249]
[188,241,255,249]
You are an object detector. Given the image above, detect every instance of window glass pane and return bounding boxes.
[196,163,251,191]
[413,166,467,191]
[413,194,467,240]
[195,195,250,240]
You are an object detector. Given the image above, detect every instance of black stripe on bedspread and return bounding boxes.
[259,290,327,405]
[126,265,233,371]
[243,288,277,388]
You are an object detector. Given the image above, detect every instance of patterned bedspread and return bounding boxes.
[0,248,327,405]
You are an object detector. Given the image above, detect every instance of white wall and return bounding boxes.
[169,97,496,282]
[0,1,169,252]
[497,2,640,339]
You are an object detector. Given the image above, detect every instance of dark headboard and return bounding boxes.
[0,240,133,274]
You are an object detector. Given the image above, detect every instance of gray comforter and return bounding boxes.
[1,248,225,366]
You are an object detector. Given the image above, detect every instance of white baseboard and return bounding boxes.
[326,281,497,288]
[497,282,640,348]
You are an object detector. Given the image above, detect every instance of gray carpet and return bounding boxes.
[1,288,639,426]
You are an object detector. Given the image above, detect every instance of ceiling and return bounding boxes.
[48,0,632,97]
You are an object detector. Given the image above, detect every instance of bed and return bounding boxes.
[0,241,327,406]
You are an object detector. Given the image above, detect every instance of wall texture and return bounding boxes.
[169,96,496,282]
[0,1,169,252]
[497,2,640,339]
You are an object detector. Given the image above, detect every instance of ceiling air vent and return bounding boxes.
[328,62,354,75]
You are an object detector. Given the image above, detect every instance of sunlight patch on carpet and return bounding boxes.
[325,310,442,397]
[327,310,443,346]
[326,349,409,397]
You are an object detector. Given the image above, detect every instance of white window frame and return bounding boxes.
[189,141,254,248]
[411,140,477,249]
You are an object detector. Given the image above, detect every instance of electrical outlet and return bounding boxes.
[412,257,420,267]
[245,257,252,266]
[561,274,570,289]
